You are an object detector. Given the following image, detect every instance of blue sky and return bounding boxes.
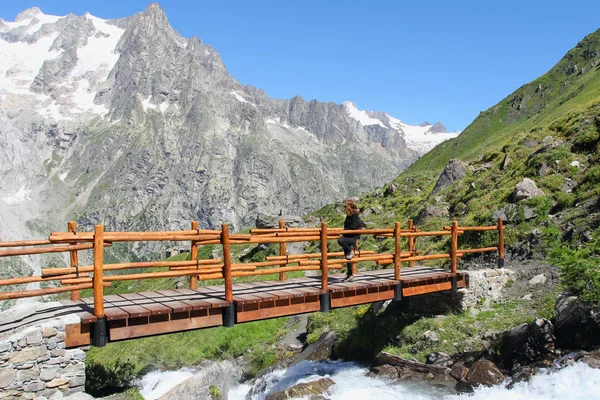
[2,1,600,132]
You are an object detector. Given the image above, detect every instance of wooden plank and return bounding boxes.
[330,287,395,308]
[103,305,129,321]
[109,313,223,340]
[119,305,152,318]
[236,300,321,323]
[64,323,90,348]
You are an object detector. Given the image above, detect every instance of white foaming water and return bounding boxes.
[226,360,600,400]
[138,367,196,400]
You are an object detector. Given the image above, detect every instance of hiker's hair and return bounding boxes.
[344,199,359,216]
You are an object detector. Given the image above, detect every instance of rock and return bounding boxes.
[9,345,48,364]
[466,360,504,387]
[291,331,337,365]
[431,159,468,195]
[158,360,234,400]
[0,368,15,388]
[62,393,94,400]
[512,178,544,201]
[500,319,555,371]
[501,153,511,170]
[493,203,536,223]
[384,183,398,196]
[431,373,457,387]
[421,331,440,343]
[266,377,335,400]
[429,122,447,133]
[17,365,40,382]
[42,326,58,338]
[580,352,600,369]
[416,205,449,225]
[369,364,398,379]
[528,274,547,285]
[555,294,600,350]
[570,161,581,168]
[450,364,468,381]
[26,330,44,346]
[521,294,533,301]
[426,352,452,367]
[40,365,60,382]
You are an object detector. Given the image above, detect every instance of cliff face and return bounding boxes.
[0,4,455,254]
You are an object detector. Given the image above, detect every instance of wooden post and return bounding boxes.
[394,222,401,280]
[350,240,358,275]
[190,221,199,289]
[222,224,233,302]
[320,222,328,292]
[408,220,416,268]
[497,218,505,268]
[68,221,80,301]
[279,220,287,280]
[93,225,105,318]
[450,220,458,274]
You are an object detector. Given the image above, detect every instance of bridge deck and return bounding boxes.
[0,267,466,347]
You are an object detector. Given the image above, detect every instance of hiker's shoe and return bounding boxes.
[345,250,354,260]
[344,275,354,282]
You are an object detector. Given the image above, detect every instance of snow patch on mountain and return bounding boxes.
[343,101,386,128]
[343,101,460,155]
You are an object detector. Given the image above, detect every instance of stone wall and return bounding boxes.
[404,268,514,315]
[0,317,85,399]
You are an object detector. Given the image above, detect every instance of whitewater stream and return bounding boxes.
[139,360,600,400]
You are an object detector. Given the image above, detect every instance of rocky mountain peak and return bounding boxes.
[429,122,447,133]
[419,121,431,127]
[15,7,43,22]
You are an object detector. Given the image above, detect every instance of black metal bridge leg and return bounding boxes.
[320,292,330,313]
[394,284,402,301]
[91,317,107,347]
[498,258,505,269]
[223,302,236,328]
[451,276,458,292]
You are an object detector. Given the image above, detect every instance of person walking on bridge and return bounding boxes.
[338,199,364,281]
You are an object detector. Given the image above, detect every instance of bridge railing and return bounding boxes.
[0,218,505,317]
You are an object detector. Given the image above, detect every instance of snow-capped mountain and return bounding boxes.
[343,102,460,156]
[0,4,458,265]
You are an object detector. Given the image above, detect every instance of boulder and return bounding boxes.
[426,352,452,367]
[466,359,504,387]
[265,377,335,400]
[384,183,398,196]
[512,178,544,201]
[256,213,305,229]
[431,159,468,195]
[528,274,547,286]
[158,360,234,400]
[369,364,398,379]
[493,203,537,223]
[449,364,469,381]
[416,205,449,225]
[500,318,555,371]
[291,331,337,365]
[555,294,600,350]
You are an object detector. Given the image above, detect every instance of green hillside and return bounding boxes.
[413,28,600,173]
[311,28,600,301]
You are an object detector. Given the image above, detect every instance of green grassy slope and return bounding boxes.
[412,28,600,173]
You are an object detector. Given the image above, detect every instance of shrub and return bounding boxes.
[86,359,135,397]
[549,228,600,303]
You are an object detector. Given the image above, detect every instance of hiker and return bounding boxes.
[338,199,364,281]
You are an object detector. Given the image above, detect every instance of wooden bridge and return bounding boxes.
[0,219,504,348]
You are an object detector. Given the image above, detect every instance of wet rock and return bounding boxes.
[450,364,468,381]
[265,377,335,400]
[158,360,234,400]
[500,318,555,371]
[555,294,600,350]
[291,331,337,365]
[579,352,600,369]
[431,373,456,387]
[466,360,504,387]
[369,364,398,379]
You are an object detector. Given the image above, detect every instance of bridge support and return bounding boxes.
[91,317,107,347]
[451,275,458,292]
[497,258,505,269]
[319,292,330,313]
[394,284,402,301]
[223,302,236,328]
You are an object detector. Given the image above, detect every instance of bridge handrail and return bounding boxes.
[0,218,505,319]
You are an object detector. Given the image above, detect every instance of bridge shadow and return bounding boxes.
[330,300,422,364]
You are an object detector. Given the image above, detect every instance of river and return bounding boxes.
[139,360,600,400]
